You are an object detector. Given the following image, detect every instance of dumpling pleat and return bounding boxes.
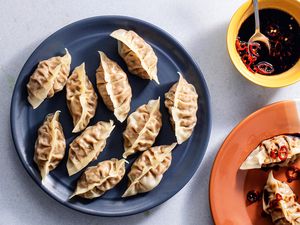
[240,135,300,170]
[122,143,176,197]
[34,111,66,180]
[164,73,198,144]
[96,51,132,122]
[70,158,126,199]
[110,29,159,84]
[67,120,115,176]
[122,97,162,158]
[66,63,98,133]
[27,49,71,109]
[263,171,300,224]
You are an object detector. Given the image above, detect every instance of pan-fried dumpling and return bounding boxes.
[240,135,300,170]
[110,29,159,84]
[66,63,98,133]
[70,158,126,199]
[123,97,162,158]
[96,51,132,122]
[122,143,177,197]
[164,73,198,144]
[67,120,115,176]
[263,171,300,224]
[27,49,71,109]
[34,111,66,180]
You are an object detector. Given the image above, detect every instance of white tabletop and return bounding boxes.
[1,0,299,224]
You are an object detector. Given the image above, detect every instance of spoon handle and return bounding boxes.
[253,0,260,32]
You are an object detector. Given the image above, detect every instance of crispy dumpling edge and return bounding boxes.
[122,143,177,197]
[70,158,126,199]
[165,72,198,144]
[240,135,300,170]
[96,51,132,122]
[110,29,159,84]
[34,110,66,181]
[67,120,115,176]
[66,62,98,133]
[27,48,71,109]
[263,171,300,224]
[122,97,162,159]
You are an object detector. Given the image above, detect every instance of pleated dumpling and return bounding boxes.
[122,143,176,197]
[123,97,162,158]
[70,158,126,199]
[34,111,66,180]
[263,171,300,224]
[165,73,198,144]
[66,63,98,133]
[67,120,115,176]
[240,135,300,170]
[110,29,159,84]
[96,51,132,122]
[27,49,71,109]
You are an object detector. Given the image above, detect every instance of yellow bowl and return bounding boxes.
[227,0,300,88]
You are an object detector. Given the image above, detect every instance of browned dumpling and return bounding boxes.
[66,63,98,133]
[165,73,198,144]
[96,51,132,122]
[67,120,115,176]
[27,49,71,109]
[263,171,300,224]
[122,143,177,197]
[34,111,66,180]
[110,29,159,84]
[123,98,162,158]
[70,158,126,199]
[240,135,300,170]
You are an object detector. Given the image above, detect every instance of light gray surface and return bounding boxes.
[1,0,299,224]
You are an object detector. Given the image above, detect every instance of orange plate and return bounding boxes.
[210,100,300,225]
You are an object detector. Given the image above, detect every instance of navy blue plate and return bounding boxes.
[10,16,211,217]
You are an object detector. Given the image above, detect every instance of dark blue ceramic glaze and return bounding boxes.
[10,16,211,217]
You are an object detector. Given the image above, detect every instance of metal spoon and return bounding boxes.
[248,0,271,52]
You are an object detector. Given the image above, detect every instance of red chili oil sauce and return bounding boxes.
[236,9,299,75]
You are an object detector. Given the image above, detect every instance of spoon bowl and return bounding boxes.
[248,0,271,53]
[248,30,271,53]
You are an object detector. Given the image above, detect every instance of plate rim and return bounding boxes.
[209,99,298,224]
[10,15,212,217]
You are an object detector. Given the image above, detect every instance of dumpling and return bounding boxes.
[122,143,177,197]
[27,48,71,109]
[240,135,300,170]
[164,73,198,144]
[110,29,159,84]
[123,97,162,158]
[263,171,300,224]
[67,120,115,176]
[70,158,126,199]
[66,63,98,133]
[34,111,66,180]
[96,51,132,122]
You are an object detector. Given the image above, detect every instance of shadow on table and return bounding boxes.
[3,18,281,225]
[181,22,279,224]
[3,39,163,225]
[7,128,161,224]
[185,22,279,130]
[181,138,222,225]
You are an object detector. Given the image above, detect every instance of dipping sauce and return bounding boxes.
[236,9,300,75]
[286,166,300,183]
[247,190,261,204]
